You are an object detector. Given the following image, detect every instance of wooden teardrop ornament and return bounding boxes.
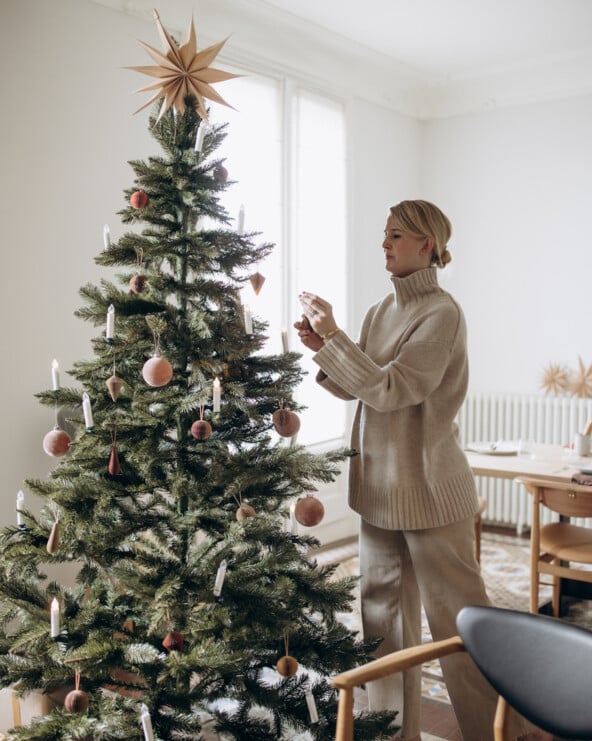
[47,521,60,554]
[249,271,266,295]
[106,374,124,401]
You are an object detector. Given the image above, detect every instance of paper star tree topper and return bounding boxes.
[129,9,239,123]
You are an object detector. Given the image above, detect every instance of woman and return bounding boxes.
[295,200,540,741]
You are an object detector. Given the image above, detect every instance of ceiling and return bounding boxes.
[256,0,592,81]
[93,0,592,117]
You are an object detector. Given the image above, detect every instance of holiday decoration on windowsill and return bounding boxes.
[541,357,592,398]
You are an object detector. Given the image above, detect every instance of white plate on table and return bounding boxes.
[465,441,518,456]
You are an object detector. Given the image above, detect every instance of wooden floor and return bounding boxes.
[421,697,461,740]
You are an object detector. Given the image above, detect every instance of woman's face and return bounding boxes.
[382,213,432,277]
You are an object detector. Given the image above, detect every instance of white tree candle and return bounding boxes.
[50,598,60,638]
[213,559,227,597]
[194,124,207,152]
[82,392,94,430]
[140,704,155,741]
[304,682,319,723]
[281,329,289,353]
[16,490,24,528]
[237,204,245,235]
[103,224,111,250]
[51,359,60,391]
[106,304,115,340]
[213,377,221,413]
[243,304,253,334]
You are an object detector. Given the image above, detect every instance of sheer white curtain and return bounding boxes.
[210,75,347,445]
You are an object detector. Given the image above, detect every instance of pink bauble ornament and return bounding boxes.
[142,355,173,387]
[236,503,256,521]
[129,274,147,293]
[43,426,71,457]
[130,190,149,208]
[191,419,212,440]
[213,165,228,183]
[273,407,301,437]
[276,655,298,677]
[64,689,89,713]
[294,495,324,527]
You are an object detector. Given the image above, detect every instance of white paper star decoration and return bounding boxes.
[129,9,239,123]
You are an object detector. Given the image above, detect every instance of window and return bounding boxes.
[210,74,347,445]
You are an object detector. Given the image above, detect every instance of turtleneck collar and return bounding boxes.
[390,267,441,306]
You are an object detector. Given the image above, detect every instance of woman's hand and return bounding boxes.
[294,315,324,351]
[298,291,338,338]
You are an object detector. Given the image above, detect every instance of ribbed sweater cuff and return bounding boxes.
[313,330,379,396]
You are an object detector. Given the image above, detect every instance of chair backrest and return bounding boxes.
[518,476,592,518]
[456,605,592,739]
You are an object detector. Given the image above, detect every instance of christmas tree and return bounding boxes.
[0,12,395,741]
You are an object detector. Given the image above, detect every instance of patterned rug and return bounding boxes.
[318,530,592,705]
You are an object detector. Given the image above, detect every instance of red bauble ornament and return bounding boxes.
[108,444,121,475]
[272,407,301,437]
[294,495,324,527]
[163,631,184,652]
[129,274,147,293]
[142,354,173,387]
[64,689,89,713]
[43,426,71,457]
[276,655,298,677]
[191,419,212,440]
[130,190,149,208]
[236,503,256,521]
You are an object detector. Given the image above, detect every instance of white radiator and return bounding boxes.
[457,392,592,533]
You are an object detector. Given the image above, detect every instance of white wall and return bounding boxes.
[421,96,592,394]
[0,0,156,516]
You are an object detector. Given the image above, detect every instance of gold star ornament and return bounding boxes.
[571,356,592,399]
[129,9,239,123]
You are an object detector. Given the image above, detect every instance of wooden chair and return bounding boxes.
[332,605,592,741]
[517,476,592,616]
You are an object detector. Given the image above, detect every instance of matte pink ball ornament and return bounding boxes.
[142,354,173,387]
[64,688,89,713]
[43,426,71,457]
[272,404,301,437]
[294,494,324,527]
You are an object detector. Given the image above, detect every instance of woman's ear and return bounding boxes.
[420,237,435,256]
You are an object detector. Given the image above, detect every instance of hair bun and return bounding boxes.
[440,247,452,267]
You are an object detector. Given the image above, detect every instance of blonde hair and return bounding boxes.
[390,200,452,267]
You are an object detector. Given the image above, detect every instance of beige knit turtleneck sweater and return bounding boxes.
[313,267,478,530]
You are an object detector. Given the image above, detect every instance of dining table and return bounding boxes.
[464,441,592,613]
[464,442,590,483]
